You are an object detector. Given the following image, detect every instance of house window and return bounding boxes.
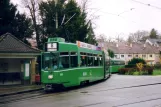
[115,55,119,59]
[128,55,132,57]
[149,55,153,57]
[135,55,138,57]
[142,55,146,58]
[121,55,124,58]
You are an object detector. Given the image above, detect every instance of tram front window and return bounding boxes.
[42,53,59,70]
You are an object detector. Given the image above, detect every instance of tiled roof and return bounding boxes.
[148,39,161,44]
[0,33,41,53]
[104,42,160,54]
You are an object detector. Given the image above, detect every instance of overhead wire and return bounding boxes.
[98,10,137,23]
[86,7,137,23]
[131,0,161,11]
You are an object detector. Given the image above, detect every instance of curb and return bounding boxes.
[0,88,43,97]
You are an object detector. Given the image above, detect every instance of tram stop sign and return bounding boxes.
[136,63,143,71]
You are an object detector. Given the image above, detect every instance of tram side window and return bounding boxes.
[70,52,78,67]
[60,52,69,69]
[81,56,85,66]
[80,53,87,67]
[87,57,92,66]
[94,56,99,66]
[99,57,103,66]
[87,54,94,66]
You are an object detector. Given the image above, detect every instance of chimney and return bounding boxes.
[130,43,132,47]
[116,43,118,47]
[143,44,146,48]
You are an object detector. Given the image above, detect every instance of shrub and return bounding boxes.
[126,68,137,75]
[141,68,148,75]
[142,66,154,75]
[154,64,161,69]
[146,67,153,75]
[118,68,133,75]
[126,58,146,68]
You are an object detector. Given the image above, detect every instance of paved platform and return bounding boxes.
[0,85,43,97]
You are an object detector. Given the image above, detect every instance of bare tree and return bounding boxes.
[127,36,133,43]
[96,34,107,48]
[22,0,41,48]
[115,35,124,42]
[97,34,107,43]
[127,30,149,42]
[80,0,99,24]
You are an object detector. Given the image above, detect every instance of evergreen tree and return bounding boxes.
[39,0,97,44]
[85,21,97,45]
[149,28,158,39]
[13,12,33,41]
[0,0,17,35]
[107,49,114,58]
[0,0,33,44]
[39,0,66,38]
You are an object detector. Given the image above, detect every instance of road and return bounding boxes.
[1,74,161,107]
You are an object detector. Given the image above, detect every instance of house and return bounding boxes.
[100,42,161,65]
[0,33,41,85]
[146,38,161,47]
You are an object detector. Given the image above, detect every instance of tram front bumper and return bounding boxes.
[44,83,64,91]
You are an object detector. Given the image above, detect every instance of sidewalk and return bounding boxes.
[0,85,43,97]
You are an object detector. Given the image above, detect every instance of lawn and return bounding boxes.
[153,69,161,75]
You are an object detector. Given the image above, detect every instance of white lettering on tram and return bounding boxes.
[83,72,87,76]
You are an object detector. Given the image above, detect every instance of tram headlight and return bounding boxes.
[48,75,53,79]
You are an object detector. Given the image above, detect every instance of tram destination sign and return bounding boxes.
[76,41,102,51]
[47,43,57,51]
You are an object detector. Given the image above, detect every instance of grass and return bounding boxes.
[153,69,161,75]
[133,71,140,75]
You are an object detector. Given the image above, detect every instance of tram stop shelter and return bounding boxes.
[0,33,41,85]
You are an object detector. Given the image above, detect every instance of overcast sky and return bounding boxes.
[12,0,161,40]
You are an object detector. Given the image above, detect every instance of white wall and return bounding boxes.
[155,54,160,64]
[114,54,129,64]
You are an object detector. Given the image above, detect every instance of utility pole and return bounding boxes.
[55,0,58,29]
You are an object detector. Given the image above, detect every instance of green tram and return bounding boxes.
[41,37,110,91]
[109,59,125,73]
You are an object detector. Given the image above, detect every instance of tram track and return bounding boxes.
[0,86,81,105]
[2,82,161,105]
[79,82,161,93]
[0,90,66,104]
[0,91,44,104]
[78,96,161,107]
[113,97,161,107]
